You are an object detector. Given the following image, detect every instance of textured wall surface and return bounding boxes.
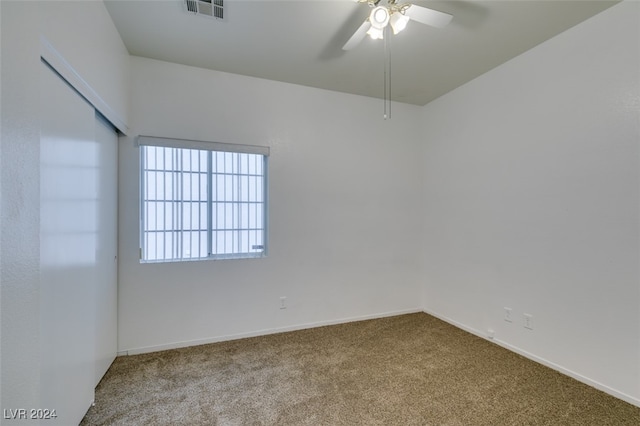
[118,57,425,354]
[420,0,639,404]
[1,0,129,419]
[1,1,42,414]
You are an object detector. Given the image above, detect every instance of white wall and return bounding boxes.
[420,0,639,405]
[118,57,424,353]
[40,1,129,129]
[1,2,42,415]
[0,0,129,419]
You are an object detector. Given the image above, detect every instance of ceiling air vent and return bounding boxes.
[184,0,223,19]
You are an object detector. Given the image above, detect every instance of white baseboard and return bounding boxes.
[423,308,640,409]
[120,308,422,356]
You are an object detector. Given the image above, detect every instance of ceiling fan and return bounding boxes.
[342,0,453,50]
[341,0,453,118]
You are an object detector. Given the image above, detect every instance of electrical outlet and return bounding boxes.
[279,296,287,310]
[524,313,533,330]
[504,307,513,323]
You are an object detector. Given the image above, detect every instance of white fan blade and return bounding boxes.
[342,20,371,51]
[405,4,452,28]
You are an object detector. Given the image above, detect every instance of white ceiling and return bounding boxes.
[104,0,619,106]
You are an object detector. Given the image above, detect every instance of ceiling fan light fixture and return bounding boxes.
[366,25,384,40]
[369,6,390,29]
[389,11,410,35]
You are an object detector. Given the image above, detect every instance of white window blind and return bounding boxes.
[138,136,269,262]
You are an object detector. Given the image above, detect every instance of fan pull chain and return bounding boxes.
[383,26,391,119]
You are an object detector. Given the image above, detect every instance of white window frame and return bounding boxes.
[138,136,269,263]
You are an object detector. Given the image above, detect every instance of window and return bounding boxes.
[138,136,269,262]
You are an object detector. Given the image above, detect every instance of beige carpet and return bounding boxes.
[81,313,640,425]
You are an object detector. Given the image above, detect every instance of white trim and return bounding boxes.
[423,308,640,409]
[119,308,421,356]
[39,36,129,135]
[137,135,270,156]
